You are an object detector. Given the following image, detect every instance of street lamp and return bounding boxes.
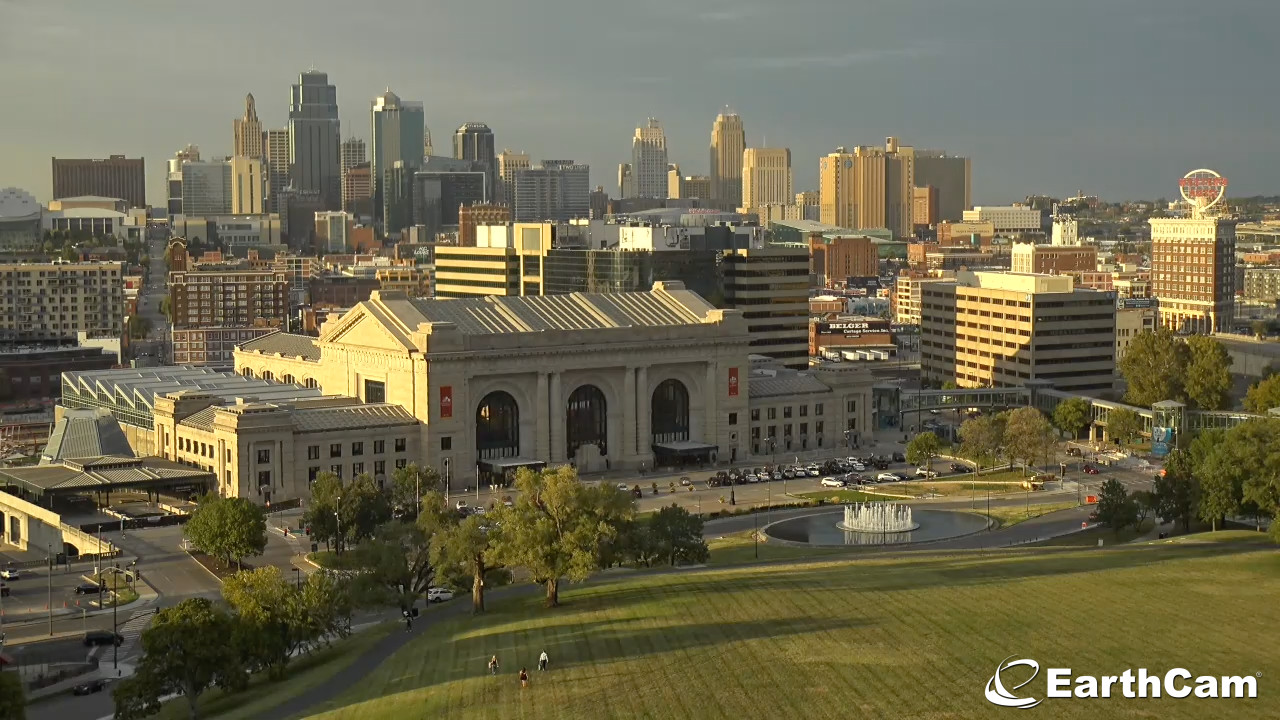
[112,562,120,670]
[46,544,52,637]
[292,567,302,589]
[334,495,342,556]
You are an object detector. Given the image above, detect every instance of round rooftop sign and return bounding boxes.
[1178,169,1227,213]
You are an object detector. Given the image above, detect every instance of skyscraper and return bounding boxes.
[51,156,145,208]
[340,138,367,214]
[289,70,341,210]
[512,161,590,222]
[233,94,264,159]
[167,145,200,217]
[230,156,265,215]
[741,147,792,210]
[181,160,232,216]
[629,119,667,199]
[263,129,290,209]
[618,163,633,199]
[709,110,745,209]
[819,138,915,238]
[371,90,426,226]
[453,123,497,198]
[497,149,530,207]
[914,151,972,222]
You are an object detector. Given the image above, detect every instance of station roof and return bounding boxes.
[62,366,328,416]
[0,456,213,498]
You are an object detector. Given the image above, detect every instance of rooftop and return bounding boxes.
[177,400,417,433]
[237,331,321,361]
[62,366,327,418]
[0,456,213,498]
[748,369,832,399]
[42,409,133,463]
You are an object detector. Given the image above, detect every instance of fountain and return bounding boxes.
[838,502,919,533]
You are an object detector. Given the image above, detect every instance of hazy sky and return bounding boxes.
[2,0,1276,206]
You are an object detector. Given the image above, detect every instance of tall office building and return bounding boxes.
[629,119,668,199]
[263,128,291,210]
[512,161,590,222]
[371,90,426,226]
[51,156,145,208]
[411,170,488,235]
[340,137,367,214]
[709,110,745,209]
[741,147,792,209]
[181,160,232,216]
[232,94,264,159]
[453,123,497,198]
[289,70,341,210]
[819,138,914,238]
[230,156,265,215]
[667,171,711,200]
[341,138,366,179]
[722,248,811,368]
[497,149,530,207]
[167,145,200,216]
[618,163,633,199]
[0,261,125,342]
[1150,216,1236,334]
[914,151,972,222]
[423,127,433,157]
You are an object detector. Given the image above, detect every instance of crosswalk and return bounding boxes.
[87,610,155,663]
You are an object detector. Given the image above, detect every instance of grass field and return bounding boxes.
[1032,519,1156,547]
[301,538,1280,720]
[705,530,852,566]
[982,501,1080,528]
[150,623,394,720]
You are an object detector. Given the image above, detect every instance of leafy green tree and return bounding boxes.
[905,431,941,468]
[1051,397,1091,440]
[1155,449,1201,533]
[183,495,268,569]
[1243,373,1280,413]
[348,511,438,610]
[1131,489,1157,530]
[1183,336,1233,410]
[389,463,441,516]
[644,504,709,566]
[1105,408,1143,446]
[1095,479,1136,533]
[1118,328,1188,406]
[113,598,246,720]
[221,567,299,679]
[489,466,632,607]
[1002,407,1055,474]
[0,670,24,720]
[1252,319,1269,339]
[303,472,342,551]
[303,473,391,553]
[293,569,354,651]
[959,414,1005,475]
[431,510,502,613]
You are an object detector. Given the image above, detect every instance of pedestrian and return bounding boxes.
[489,655,499,676]
[403,610,412,632]
[520,667,529,688]
[538,650,549,671]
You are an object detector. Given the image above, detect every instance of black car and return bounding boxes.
[73,679,108,695]
[0,584,8,598]
[892,452,906,462]
[949,463,970,473]
[83,631,123,647]
[873,459,890,470]
[74,582,101,595]
[894,472,912,481]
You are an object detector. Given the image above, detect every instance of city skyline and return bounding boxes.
[1,0,1276,207]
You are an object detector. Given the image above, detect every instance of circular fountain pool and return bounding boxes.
[764,505,990,547]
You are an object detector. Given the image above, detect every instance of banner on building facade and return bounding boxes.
[440,386,453,418]
[728,368,739,397]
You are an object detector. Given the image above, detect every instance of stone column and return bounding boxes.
[704,362,717,449]
[535,373,550,461]
[549,372,564,463]
[622,366,636,460]
[636,366,650,466]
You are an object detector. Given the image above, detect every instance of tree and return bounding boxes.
[0,671,23,720]
[183,495,268,569]
[348,511,438,610]
[431,511,502,613]
[905,431,942,468]
[1154,449,1200,533]
[1131,489,1157,530]
[1243,373,1280,414]
[113,598,246,720]
[303,472,391,553]
[1252,319,1269,340]
[1051,397,1091,440]
[1002,407,1055,474]
[221,567,299,679]
[489,466,632,607]
[1183,336,1233,410]
[303,472,342,552]
[959,414,1005,475]
[389,463,441,516]
[644,504,709,566]
[1105,408,1143,447]
[1118,328,1188,406]
[1095,479,1136,533]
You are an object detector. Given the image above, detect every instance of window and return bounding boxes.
[799,405,808,417]
[767,408,776,420]
[783,406,792,419]
[330,443,342,458]
[364,379,386,404]
[225,449,232,463]
[374,460,385,476]
[330,464,343,478]
[847,399,857,413]
[373,440,385,454]
[767,425,776,440]
[352,462,364,476]
[750,409,759,422]
[816,421,824,435]
[395,438,406,452]
[815,403,824,416]
[784,423,792,438]
[800,422,808,436]
[352,441,364,456]
[307,445,320,460]
[308,466,320,482]
[440,436,452,451]
[256,449,270,464]
[257,470,271,486]
[728,412,738,426]
[395,458,407,469]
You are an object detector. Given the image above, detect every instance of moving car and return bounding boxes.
[0,569,19,581]
[915,468,938,479]
[680,476,692,486]
[83,631,123,647]
[1083,465,1101,475]
[455,500,469,511]
[949,462,970,472]
[820,477,845,488]
[876,472,899,483]
[74,582,101,595]
[892,452,906,463]
[72,679,108,696]
[427,587,454,603]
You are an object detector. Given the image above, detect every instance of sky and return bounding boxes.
[1,0,1277,207]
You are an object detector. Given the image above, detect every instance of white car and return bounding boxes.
[616,483,629,491]
[820,477,845,488]
[472,506,486,516]
[0,569,19,581]
[915,468,937,478]
[850,463,866,472]
[806,467,820,477]
[455,500,469,511]
[427,587,454,603]
[877,472,899,483]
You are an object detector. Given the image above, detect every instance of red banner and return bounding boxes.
[440,386,453,418]
[728,368,739,397]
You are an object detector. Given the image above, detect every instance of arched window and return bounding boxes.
[476,391,520,460]
[566,385,607,458]
[261,371,274,382]
[241,367,253,378]
[282,374,294,385]
[651,379,690,444]
[304,378,318,389]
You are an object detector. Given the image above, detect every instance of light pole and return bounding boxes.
[334,495,342,555]
[292,567,301,589]
[46,544,52,637]
[112,562,119,670]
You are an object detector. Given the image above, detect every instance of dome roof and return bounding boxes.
[0,188,40,221]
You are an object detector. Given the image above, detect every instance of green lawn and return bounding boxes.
[1031,519,1156,547]
[794,489,881,504]
[302,540,1280,720]
[983,501,1080,529]
[706,530,852,566]
[150,622,394,720]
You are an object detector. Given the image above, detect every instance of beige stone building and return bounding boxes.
[741,147,793,214]
[0,260,125,341]
[819,138,914,238]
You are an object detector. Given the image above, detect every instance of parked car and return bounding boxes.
[949,462,970,473]
[782,468,796,479]
[877,472,899,483]
[74,582,101,595]
[1083,465,1101,475]
[892,452,906,463]
[0,569,20,581]
[820,477,845,488]
[894,472,912,481]
[1066,447,1082,456]
[455,500,469,512]
[83,631,123,647]
[915,467,938,479]
[427,587,454,603]
[728,470,741,482]
[616,483,630,491]
[680,476,692,486]
[873,459,890,470]
[72,679,108,696]
[807,467,821,477]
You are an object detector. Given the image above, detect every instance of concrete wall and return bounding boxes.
[0,493,70,554]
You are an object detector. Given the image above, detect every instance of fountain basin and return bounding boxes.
[837,502,920,533]
[763,507,991,547]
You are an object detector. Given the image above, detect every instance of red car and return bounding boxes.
[1082,465,1101,475]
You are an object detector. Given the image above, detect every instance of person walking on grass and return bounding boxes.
[520,668,529,689]
[489,656,499,676]
[538,651,549,671]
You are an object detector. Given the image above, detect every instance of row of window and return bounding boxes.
[308,458,407,482]
[752,403,825,422]
[305,437,407,460]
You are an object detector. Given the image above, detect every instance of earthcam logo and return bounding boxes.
[985,656,1259,708]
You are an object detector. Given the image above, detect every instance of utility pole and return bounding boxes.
[112,562,119,670]
[46,545,52,637]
